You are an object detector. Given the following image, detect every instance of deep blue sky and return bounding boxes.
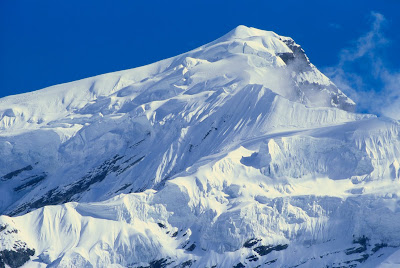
[1,0,399,101]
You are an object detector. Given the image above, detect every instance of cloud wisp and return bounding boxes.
[325,12,400,120]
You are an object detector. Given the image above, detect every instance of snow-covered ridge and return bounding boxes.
[0,25,364,215]
[1,26,400,267]
[0,26,353,135]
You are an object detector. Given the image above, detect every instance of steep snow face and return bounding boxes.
[1,136,400,267]
[0,26,362,216]
[0,25,400,267]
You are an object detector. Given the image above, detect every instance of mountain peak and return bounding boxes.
[222,25,277,40]
[0,26,355,139]
[1,26,400,268]
[212,25,283,47]
[199,25,355,111]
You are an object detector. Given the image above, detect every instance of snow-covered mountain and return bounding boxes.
[1,26,400,267]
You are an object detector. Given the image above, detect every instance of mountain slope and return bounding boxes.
[1,26,400,267]
[0,26,359,216]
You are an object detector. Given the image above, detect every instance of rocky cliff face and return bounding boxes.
[0,26,399,267]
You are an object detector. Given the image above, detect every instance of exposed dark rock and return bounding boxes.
[188,144,195,152]
[265,259,277,265]
[129,138,146,148]
[202,127,217,141]
[0,248,35,268]
[290,259,311,268]
[277,38,356,112]
[172,231,178,237]
[116,156,145,175]
[233,262,245,268]
[186,244,196,252]
[2,165,33,181]
[345,236,369,255]
[243,238,261,248]
[137,258,174,268]
[5,229,18,234]
[115,183,131,193]
[277,52,295,65]
[253,244,288,256]
[181,241,190,249]
[278,39,312,72]
[372,243,388,253]
[343,254,370,264]
[14,174,47,192]
[157,223,166,229]
[174,260,194,267]
[353,236,369,248]
[345,246,367,255]
[332,265,357,268]
[356,254,370,263]
[246,254,259,262]
[9,155,125,216]
[148,258,171,268]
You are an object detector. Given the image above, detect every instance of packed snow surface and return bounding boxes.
[0,26,400,267]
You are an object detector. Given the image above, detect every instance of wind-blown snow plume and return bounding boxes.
[325,12,400,120]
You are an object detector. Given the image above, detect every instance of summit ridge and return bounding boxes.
[0,26,399,267]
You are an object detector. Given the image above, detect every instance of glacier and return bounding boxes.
[0,25,400,267]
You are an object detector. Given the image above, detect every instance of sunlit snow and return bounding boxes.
[0,26,399,267]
